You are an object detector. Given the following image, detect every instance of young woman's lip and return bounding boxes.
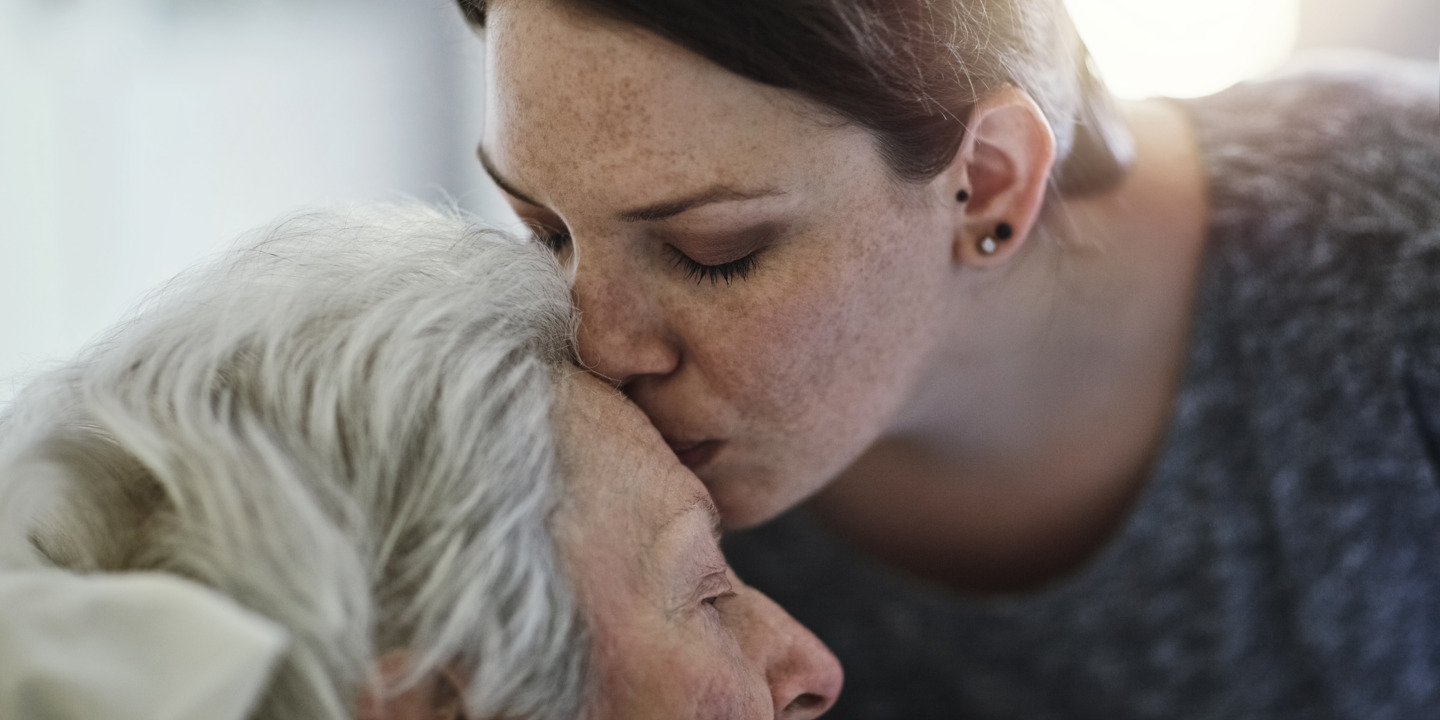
[666,439,725,469]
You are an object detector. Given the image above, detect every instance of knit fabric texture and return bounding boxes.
[725,58,1440,720]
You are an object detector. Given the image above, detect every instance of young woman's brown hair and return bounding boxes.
[457,0,1131,195]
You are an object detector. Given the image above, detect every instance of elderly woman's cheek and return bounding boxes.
[690,649,770,720]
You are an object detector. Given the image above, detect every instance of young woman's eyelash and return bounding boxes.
[527,223,571,254]
[540,230,572,254]
[668,247,760,286]
[528,228,761,284]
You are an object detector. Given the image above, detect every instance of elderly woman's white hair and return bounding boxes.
[0,204,589,720]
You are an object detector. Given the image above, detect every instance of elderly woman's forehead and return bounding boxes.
[552,374,715,570]
[560,374,650,435]
[555,373,670,484]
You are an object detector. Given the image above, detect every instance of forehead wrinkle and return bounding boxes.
[646,489,712,551]
[640,488,725,589]
[556,379,654,523]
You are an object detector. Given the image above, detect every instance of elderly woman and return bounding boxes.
[0,205,842,720]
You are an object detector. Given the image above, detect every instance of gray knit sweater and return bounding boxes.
[726,59,1440,720]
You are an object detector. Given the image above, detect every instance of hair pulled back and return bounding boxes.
[459,0,1132,196]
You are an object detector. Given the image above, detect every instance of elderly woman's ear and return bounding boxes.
[356,652,469,720]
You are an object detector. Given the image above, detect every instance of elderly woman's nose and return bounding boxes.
[732,583,843,719]
[571,261,679,387]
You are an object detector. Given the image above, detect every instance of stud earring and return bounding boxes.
[955,189,970,203]
[978,222,1014,256]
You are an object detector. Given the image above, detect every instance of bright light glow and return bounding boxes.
[1064,0,1300,99]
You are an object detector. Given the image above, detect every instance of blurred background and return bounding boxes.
[0,0,1436,403]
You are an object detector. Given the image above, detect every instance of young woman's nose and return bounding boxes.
[571,258,680,387]
[731,582,843,719]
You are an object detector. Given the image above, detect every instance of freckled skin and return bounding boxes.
[485,0,962,528]
[555,375,842,719]
[480,0,1212,590]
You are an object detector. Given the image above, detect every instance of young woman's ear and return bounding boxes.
[943,86,1057,267]
[357,652,468,720]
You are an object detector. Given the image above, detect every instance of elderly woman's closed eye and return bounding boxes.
[0,204,841,720]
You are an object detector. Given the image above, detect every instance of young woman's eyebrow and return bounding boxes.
[616,187,785,223]
[480,142,783,223]
[478,144,544,207]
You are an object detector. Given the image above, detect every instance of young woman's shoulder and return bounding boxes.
[1181,52,1438,312]
[1184,52,1438,232]
[1192,51,1437,144]
[1178,51,1440,493]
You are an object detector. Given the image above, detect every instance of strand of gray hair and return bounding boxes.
[0,203,590,720]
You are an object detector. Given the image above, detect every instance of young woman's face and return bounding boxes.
[482,0,962,527]
[556,373,842,719]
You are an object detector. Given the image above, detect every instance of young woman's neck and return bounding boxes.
[809,98,1210,593]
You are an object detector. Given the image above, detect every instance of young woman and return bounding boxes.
[459,0,1440,717]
